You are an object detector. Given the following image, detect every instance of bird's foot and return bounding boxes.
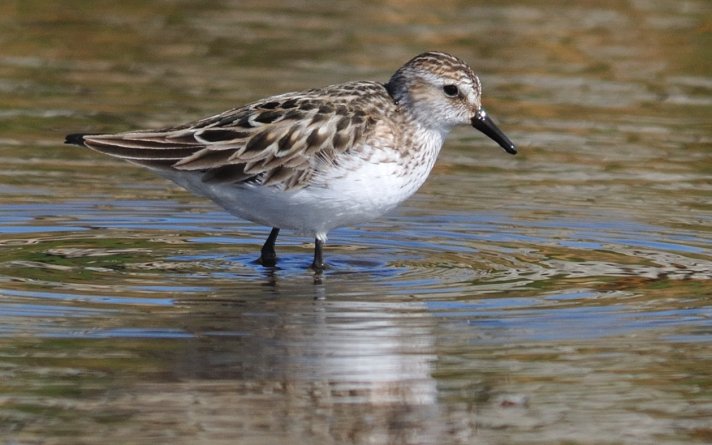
[310,262,325,273]
[257,251,277,267]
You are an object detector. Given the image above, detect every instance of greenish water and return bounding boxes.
[1,1,711,444]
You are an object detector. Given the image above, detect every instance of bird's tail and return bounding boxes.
[64,133,87,146]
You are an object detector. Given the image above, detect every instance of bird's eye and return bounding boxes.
[442,84,459,97]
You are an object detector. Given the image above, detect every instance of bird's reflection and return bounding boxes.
[255,263,326,292]
[157,283,440,441]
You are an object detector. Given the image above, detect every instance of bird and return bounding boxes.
[65,51,517,272]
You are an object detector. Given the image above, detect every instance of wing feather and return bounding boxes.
[74,81,392,189]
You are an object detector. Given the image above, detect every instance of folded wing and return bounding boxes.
[70,85,380,190]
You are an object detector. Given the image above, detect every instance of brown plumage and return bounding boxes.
[68,82,395,190]
[65,51,517,271]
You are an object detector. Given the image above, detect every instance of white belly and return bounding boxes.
[158,139,442,239]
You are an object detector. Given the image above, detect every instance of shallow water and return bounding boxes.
[1,1,711,444]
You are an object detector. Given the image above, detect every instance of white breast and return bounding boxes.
[159,128,444,239]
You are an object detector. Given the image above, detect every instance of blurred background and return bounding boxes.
[0,1,710,444]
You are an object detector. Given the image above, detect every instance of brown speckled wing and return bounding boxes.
[80,81,389,190]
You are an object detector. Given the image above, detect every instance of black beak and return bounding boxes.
[471,109,517,155]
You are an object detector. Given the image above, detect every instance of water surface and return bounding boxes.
[1,1,711,444]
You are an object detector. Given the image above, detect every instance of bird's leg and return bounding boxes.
[310,237,325,272]
[258,227,280,267]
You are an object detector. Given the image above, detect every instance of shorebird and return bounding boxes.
[66,51,516,272]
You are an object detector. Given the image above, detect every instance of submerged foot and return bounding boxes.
[257,227,280,267]
[257,252,277,267]
[309,261,325,273]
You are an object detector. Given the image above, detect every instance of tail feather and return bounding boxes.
[65,133,87,146]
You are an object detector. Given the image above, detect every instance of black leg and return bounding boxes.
[258,227,280,267]
[310,237,325,272]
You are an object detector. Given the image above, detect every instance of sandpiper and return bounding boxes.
[65,51,516,272]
